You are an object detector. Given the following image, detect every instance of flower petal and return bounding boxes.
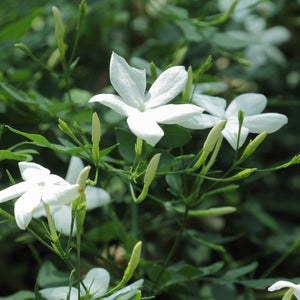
[65,156,84,184]
[179,114,221,129]
[148,104,204,124]
[110,52,146,109]
[86,186,110,210]
[245,45,268,67]
[243,113,288,133]
[81,268,110,298]
[89,94,137,117]
[226,93,267,117]
[222,122,249,149]
[294,285,300,300]
[0,181,29,203]
[145,66,187,109]
[14,186,43,229]
[103,279,144,300]
[268,280,296,291]
[52,205,74,236]
[42,176,80,205]
[127,112,164,146]
[19,162,50,182]
[262,26,290,45]
[39,287,78,300]
[192,94,226,118]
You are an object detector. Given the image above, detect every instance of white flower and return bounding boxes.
[40,267,144,300]
[268,280,300,300]
[227,15,290,68]
[89,52,203,146]
[0,162,80,230]
[34,157,110,236]
[179,93,288,149]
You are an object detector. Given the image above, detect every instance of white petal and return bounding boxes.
[103,279,144,300]
[245,45,268,67]
[85,186,110,210]
[294,285,300,300]
[65,156,84,184]
[52,205,74,236]
[192,94,226,118]
[262,26,290,45]
[264,45,287,65]
[89,94,137,117]
[0,181,29,203]
[145,66,188,109]
[39,287,78,300]
[14,186,43,229]
[42,177,80,206]
[127,112,164,146]
[268,280,296,291]
[81,268,110,298]
[222,122,249,149]
[148,104,203,124]
[33,202,47,218]
[19,162,50,182]
[226,93,267,117]
[110,52,146,109]
[179,114,221,129]
[243,113,288,133]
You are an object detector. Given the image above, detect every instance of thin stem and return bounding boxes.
[151,204,189,294]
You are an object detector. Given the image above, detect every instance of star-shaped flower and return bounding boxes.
[40,268,144,300]
[0,162,80,229]
[268,280,300,300]
[179,93,288,149]
[89,52,203,146]
[33,157,110,236]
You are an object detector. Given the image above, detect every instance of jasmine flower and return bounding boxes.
[268,280,300,300]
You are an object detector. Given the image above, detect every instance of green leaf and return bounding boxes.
[160,125,191,148]
[99,143,119,158]
[0,150,27,162]
[223,261,258,280]
[0,81,36,104]
[37,261,69,288]
[115,128,136,162]
[0,8,41,42]
[0,291,35,300]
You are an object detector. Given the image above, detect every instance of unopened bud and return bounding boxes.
[239,131,267,162]
[52,6,65,56]
[58,119,73,136]
[144,153,161,186]
[76,165,91,191]
[224,168,256,182]
[149,61,158,80]
[188,206,236,217]
[182,66,193,103]
[238,109,244,127]
[92,112,101,146]
[14,42,31,55]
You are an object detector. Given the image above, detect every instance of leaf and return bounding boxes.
[0,291,35,300]
[115,128,136,162]
[0,150,27,161]
[223,261,258,280]
[160,125,191,148]
[0,81,36,104]
[99,143,119,158]
[37,261,69,288]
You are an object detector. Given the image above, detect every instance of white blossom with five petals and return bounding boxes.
[33,157,110,236]
[89,52,204,146]
[40,267,144,300]
[268,280,300,300]
[179,93,288,149]
[0,162,80,230]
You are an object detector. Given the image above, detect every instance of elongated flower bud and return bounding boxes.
[239,131,267,162]
[52,6,65,57]
[92,112,101,146]
[144,153,161,187]
[182,66,193,103]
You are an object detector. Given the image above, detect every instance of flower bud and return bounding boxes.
[149,61,158,80]
[76,165,91,191]
[239,131,267,162]
[224,168,256,182]
[144,153,161,187]
[14,42,31,55]
[58,119,73,136]
[123,241,142,283]
[52,6,65,57]
[92,112,101,146]
[182,66,193,103]
[188,206,236,217]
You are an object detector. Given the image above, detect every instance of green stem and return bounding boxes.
[151,204,189,294]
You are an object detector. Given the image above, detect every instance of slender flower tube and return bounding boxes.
[0,162,80,230]
[89,52,203,146]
